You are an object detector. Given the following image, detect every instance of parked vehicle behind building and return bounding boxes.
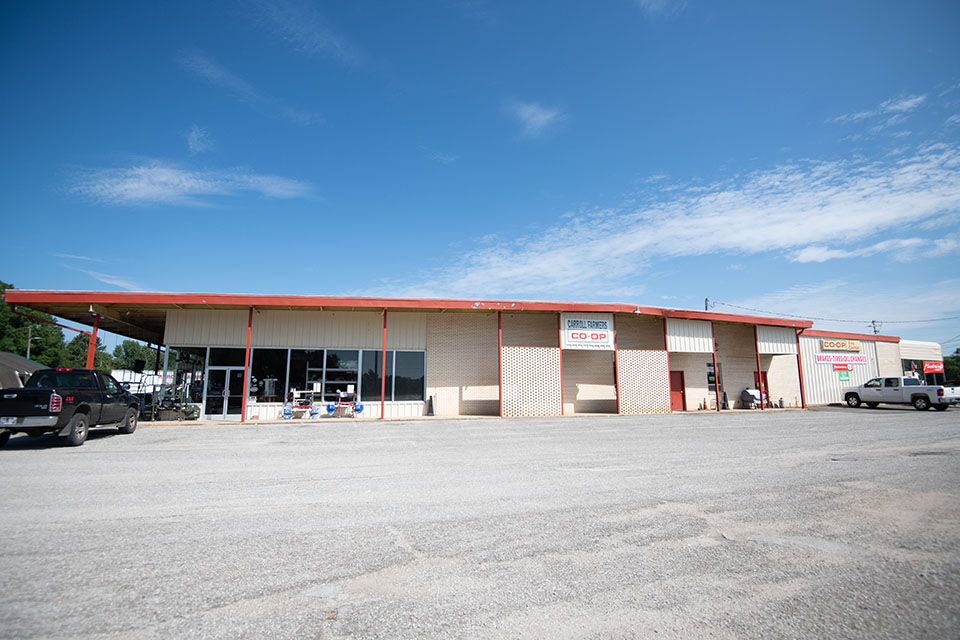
[0,368,140,447]
[843,376,960,411]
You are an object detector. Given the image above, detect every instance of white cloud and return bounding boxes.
[504,100,567,137]
[64,265,143,291]
[187,125,215,155]
[634,0,687,17]
[71,160,313,206]
[53,253,104,262]
[371,142,960,300]
[726,278,960,336]
[947,114,960,126]
[790,234,959,263]
[833,94,927,124]
[178,50,320,125]
[253,0,361,64]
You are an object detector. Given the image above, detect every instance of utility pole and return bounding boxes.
[871,320,881,335]
[705,297,709,311]
[25,325,33,360]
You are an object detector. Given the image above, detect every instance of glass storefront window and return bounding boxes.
[394,351,425,401]
[165,346,207,404]
[251,349,288,402]
[209,348,245,366]
[324,349,358,402]
[360,350,393,402]
[289,349,323,397]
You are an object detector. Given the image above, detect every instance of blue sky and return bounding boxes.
[2,0,959,351]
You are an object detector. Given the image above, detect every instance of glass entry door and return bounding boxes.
[204,367,246,419]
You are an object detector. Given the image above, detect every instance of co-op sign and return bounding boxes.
[561,313,614,350]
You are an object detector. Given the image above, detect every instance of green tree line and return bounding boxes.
[1,280,159,372]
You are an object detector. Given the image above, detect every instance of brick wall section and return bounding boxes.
[502,312,558,347]
[765,354,803,408]
[561,350,617,414]
[616,314,666,350]
[425,312,499,416]
[876,341,902,376]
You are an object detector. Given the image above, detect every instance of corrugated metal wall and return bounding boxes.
[757,326,797,354]
[666,318,713,353]
[166,309,426,349]
[799,336,882,404]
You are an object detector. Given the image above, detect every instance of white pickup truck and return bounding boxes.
[843,376,960,411]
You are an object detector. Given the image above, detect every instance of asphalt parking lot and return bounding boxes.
[1,407,958,639]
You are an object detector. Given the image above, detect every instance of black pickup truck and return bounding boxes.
[0,369,140,447]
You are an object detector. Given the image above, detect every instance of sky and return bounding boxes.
[2,0,959,353]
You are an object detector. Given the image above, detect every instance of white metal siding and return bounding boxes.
[250,310,382,348]
[385,312,427,349]
[799,336,881,405]
[756,326,797,354]
[164,309,249,346]
[899,340,942,361]
[666,318,713,353]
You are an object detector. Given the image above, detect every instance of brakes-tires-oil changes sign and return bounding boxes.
[560,313,614,350]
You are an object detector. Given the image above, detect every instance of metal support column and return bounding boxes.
[85,314,100,369]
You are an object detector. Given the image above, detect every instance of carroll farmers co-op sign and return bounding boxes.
[560,313,614,350]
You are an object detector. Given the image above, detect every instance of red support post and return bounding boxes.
[498,311,503,418]
[710,321,720,412]
[795,330,807,409]
[381,310,387,420]
[613,314,621,415]
[558,312,564,416]
[754,326,764,411]
[241,307,253,423]
[85,314,100,369]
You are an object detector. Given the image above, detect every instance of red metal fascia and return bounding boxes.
[801,329,899,343]
[662,307,813,329]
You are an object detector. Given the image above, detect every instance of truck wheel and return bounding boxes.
[845,394,861,408]
[933,405,948,412]
[0,430,9,448]
[65,413,89,446]
[912,396,930,411]
[118,408,138,434]
[866,402,879,409]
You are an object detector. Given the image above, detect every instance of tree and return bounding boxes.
[63,334,113,371]
[0,280,64,367]
[945,347,960,381]
[112,339,160,371]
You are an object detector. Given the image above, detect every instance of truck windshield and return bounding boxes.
[25,371,98,389]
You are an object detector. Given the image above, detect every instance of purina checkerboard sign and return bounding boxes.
[560,313,615,350]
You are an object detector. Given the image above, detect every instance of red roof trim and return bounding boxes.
[3,290,812,328]
[801,329,900,343]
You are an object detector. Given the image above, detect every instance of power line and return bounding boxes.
[715,301,960,325]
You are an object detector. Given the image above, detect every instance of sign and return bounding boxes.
[923,361,945,374]
[815,354,867,365]
[838,370,850,382]
[833,363,851,371]
[820,338,862,352]
[560,313,614,350]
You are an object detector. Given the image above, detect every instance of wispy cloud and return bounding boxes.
[727,278,960,334]
[178,50,320,125]
[370,142,960,299]
[187,125,215,155]
[832,94,927,125]
[64,265,143,291]
[421,146,460,165]
[71,160,313,206]
[504,100,567,137]
[253,0,361,64]
[53,253,104,263]
[634,0,687,18]
[790,234,959,263]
